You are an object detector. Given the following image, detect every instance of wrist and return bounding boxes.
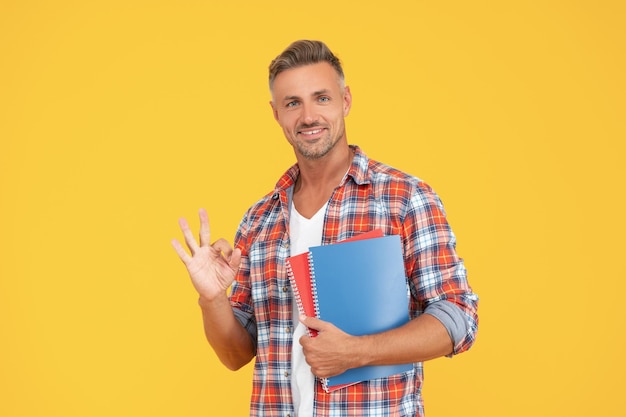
[198,292,229,309]
[350,334,376,368]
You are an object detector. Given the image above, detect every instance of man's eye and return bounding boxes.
[286,101,299,108]
[318,96,330,103]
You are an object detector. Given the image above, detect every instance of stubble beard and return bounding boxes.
[294,124,345,161]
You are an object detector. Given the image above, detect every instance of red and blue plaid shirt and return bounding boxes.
[230,145,478,417]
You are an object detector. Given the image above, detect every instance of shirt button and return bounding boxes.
[285,327,291,334]
[282,286,289,293]
[284,371,290,377]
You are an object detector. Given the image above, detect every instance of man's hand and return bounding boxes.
[298,315,361,378]
[171,208,242,301]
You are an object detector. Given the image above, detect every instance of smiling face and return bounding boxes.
[270,62,352,160]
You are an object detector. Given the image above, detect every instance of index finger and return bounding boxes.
[300,314,326,331]
[171,238,192,264]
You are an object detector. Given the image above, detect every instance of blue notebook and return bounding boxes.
[307,234,413,391]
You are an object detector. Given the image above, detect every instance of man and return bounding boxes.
[172,40,479,417]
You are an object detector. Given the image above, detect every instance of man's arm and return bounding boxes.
[172,208,255,370]
[299,312,452,378]
[197,294,255,370]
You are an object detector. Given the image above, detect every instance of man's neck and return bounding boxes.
[292,144,354,219]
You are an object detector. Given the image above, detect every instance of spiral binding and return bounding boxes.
[307,252,321,322]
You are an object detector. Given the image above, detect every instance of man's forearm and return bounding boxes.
[198,294,255,370]
[354,314,453,367]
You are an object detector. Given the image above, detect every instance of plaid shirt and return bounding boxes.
[230,145,479,417]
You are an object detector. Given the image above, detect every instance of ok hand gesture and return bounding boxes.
[171,208,242,301]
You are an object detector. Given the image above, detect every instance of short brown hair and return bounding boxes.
[268,40,344,89]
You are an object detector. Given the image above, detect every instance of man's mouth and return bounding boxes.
[299,128,324,136]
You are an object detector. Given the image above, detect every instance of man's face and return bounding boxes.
[270,62,352,160]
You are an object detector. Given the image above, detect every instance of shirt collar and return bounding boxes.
[274,145,370,193]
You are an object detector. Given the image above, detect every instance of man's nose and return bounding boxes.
[301,103,317,125]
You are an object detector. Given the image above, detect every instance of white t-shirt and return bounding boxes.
[289,201,327,416]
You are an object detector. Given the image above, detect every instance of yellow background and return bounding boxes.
[1,1,624,416]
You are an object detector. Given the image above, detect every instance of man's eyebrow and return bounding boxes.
[312,89,331,96]
[281,90,332,102]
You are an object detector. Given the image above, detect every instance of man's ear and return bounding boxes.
[270,101,279,122]
[343,86,353,117]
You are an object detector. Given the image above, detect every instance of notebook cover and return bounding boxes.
[308,234,412,389]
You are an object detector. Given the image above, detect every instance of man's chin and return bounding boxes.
[295,136,339,160]
[298,145,332,160]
